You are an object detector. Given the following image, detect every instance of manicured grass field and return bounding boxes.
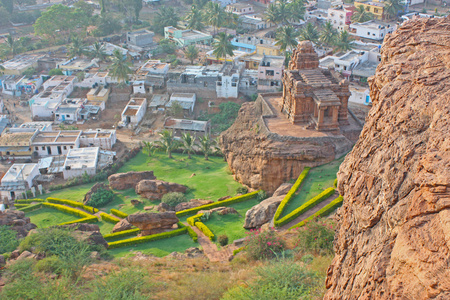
[108,234,197,258]
[207,213,246,245]
[27,208,78,228]
[281,157,344,217]
[118,152,243,201]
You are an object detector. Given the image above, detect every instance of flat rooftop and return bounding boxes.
[32,130,81,144]
[123,107,139,116]
[64,147,99,170]
[171,93,195,99]
[150,94,169,107]
[2,164,38,183]
[128,98,146,106]
[1,54,45,70]
[353,20,394,30]
[0,130,36,146]
[164,118,209,132]
[261,55,285,68]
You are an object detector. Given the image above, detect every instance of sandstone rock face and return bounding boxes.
[325,17,450,300]
[72,231,108,248]
[0,210,37,238]
[127,212,179,236]
[174,199,214,212]
[243,183,292,229]
[135,180,187,200]
[198,207,238,216]
[108,171,156,190]
[83,182,111,204]
[112,219,133,233]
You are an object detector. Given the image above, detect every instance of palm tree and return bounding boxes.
[275,0,291,25]
[299,23,319,44]
[264,3,280,25]
[153,6,180,35]
[351,5,374,23]
[110,49,132,84]
[185,45,199,65]
[204,2,225,35]
[185,5,205,31]
[157,130,179,159]
[89,41,107,61]
[212,32,236,63]
[384,0,403,20]
[67,36,87,58]
[142,141,156,157]
[4,34,22,58]
[319,21,338,47]
[198,134,214,160]
[334,30,353,52]
[181,132,196,159]
[275,26,299,52]
[288,0,306,24]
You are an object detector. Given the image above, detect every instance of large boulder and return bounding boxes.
[83,182,111,204]
[0,210,37,238]
[108,171,156,190]
[325,17,450,299]
[72,231,108,248]
[243,183,293,229]
[174,199,214,212]
[126,212,179,236]
[135,180,187,200]
[112,219,133,233]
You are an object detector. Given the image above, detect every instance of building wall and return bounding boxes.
[216,75,239,98]
[63,166,96,180]
[328,8,348,31]
[79,133,116,150]
[352,23,394,40]
[33,142,78,157]
[256,45,281,56]
[354,1,384,19]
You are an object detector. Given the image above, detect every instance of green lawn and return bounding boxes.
[108,234,197,258]
[118,152,243,201]
[26,208,79,228]
[41,183,95,201]
[207,213,247,245]
[281,157,344,217]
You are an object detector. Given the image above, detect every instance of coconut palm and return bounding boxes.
[185,5,205,31]
[212,32,236,62]
[198,134,214,160]
[275,0,291,25]
[67,36,87,58]
[334,30,353,52]
[185,45,199,65]
[142,141,156,157]
[264,3,280,25]
[384,0,403,20]
[320,21,338,47]
[275,26,299,52]
[289,0,306,23]
[204,2,226,35]
[4,34,22,58]
[156,130,179,159]
[351,5,374,23]
[181,132,196,159]
[299,22,319,44]
[89,41,107,61]
[110,49,132,84]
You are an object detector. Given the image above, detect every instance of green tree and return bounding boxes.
[1,0,13,13]
[67,36,87,58]
[212,32,236,62]
[275,25,299,52]
[156,130,179,158]
[299,22,319,44]
[319,21,338,47]
[204,2,225,35]
[49,68,63,76]
[132,0,143,22]
[289,0,306,23]
[0,7,10,26]
[184,45,199,64]
[167,101,184,118]
[4,34,23,58]
[198,134,214,160]
[351,5,374,23]
[153,6,179,35]
[73,0,94,18]
[334,30,353,52]
[88,41,107,61]
[93,16,122,37]
[109,49,132,84]
[185,5,205,31]
[181,132,196,159]
[264,3,280,25]
[384,0,403,20]
[142,141,155,157]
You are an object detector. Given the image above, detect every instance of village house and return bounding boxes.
[350,20,396,41]
[16,75,44,96]
[167,93,196,114]
[353,0,384,20]
[79,129,117,150]
[164,26,213,47]
[149,94,169,111]
[226,3,254,15]
[62,147,99,180]
[257,55,285,92]
[0,163,40,200]
[164,118,211,136]
[126,29,155,51]
[19,121,53,131]
[59,58,99,76]
[31,130,81,157]
[1,75,24,96]
[121,98,148,126]
[327,5,353,31]
[54,98,87,123]
[77,72,116,88]
[0,54,46,75]
[132,60,170,93]
[0,128,39,159]
[239,15,272,32]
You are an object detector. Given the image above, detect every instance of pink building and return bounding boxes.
[257,55,285,92]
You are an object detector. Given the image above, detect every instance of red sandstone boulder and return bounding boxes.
[135,180,187,200]
[112,219,133,233]
[108,171,156,190]
[174,199,213,212]
[126,212,179,236]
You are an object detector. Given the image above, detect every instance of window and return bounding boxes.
[344,66,347,70]
[266,70,274,76]
[42,146,45,150]
[66,114,70,117]
[368,32,371,35]
[63,146,67,150]
[35,147,38,151]
[70,146,73,149]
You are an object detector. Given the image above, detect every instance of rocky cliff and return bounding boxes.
[325,17,450,299]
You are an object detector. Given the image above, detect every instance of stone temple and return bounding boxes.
[281,41,350,132]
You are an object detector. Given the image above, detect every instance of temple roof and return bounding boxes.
[313,89,342,107]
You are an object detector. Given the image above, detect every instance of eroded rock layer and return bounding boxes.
[325,16,450,299]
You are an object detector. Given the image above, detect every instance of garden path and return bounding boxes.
[188,225,238,262]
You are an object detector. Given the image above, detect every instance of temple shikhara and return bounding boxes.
[281,41,350,131]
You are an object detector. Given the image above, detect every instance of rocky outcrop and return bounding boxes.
[0,210,37,238]
[108,171,156,190]
[83,182,111,204]
[127,212,179,236]
[244,183,293,228]
[135,180,187,200]
[198,207,238,216]
[70,225,108,248]
[112,219,133,233]
[325,17,450,299]
[174,199,214,212]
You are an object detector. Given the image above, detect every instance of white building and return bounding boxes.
[121,98,147,126]
[54,98,87,123]
[167,93,196,113]
[20,122,53,131]
[31,130,81,157]
[1,75,24,96]
[76,72,116,88]
[63,147,99,179]
[226,3,254,15]
[216,74,239,98]
[79,129,117,150]
[350,20,396,41]
[212,0,236,7]
[349,86,371,105]
[327,5,352,31]
[0,163,40,200]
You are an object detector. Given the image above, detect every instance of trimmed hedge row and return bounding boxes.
[273,168,310,223]
[100,212,120,224]
[334,178,338,188]
[177,222,198,242]
[47,198,99,214]
[14,204,30,208]
[110,209,128,219]
[194,221,215,241]
[275,187,336,227]
[288,196,343,230]
[17,203,43,212]
[176,190,261,217]
[16,199,45,204]
[103,228,140,241]
[59,216,98,226]
[42,202,95,219]
[107,228,187,249]
[187,214,203,226]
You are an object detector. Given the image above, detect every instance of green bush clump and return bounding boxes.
[289,196,343,230]
[186,214,203,226]
[244,229,286,260]
[47,198,99,214]
[177,222,198,242]
[17,203,42,212]
[256,190,267,201]
[236,186,248,194]
[233,247,244,256]
[161,192,187,207]
[107,228,187,249]
[176,190,260,217]
[294,219,335,255]
[194,221,215,241]
[34,256,63,274]
[334,178,338,187]
[16,199,45,204]
[0,226,20,254]
[275,187,335,227]
[218,235,228,246]
[110,209,128,219]
[100,212,120,224]
[103,228,140,241]
[86,188,115,208]
[273,168,310,225]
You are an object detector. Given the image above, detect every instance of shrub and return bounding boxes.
[107,228,187,249]
[177,222,198,242]
[46,198,99,214]
[110,209,128,219]
[275,187,335,227]
[289,196,343,230]
[295,219,335,255]
[16,199,45,204]
[334,178,338,187]
[86,188,115,208]
[236,186,248,194]
[34,256,63,274]
[14,204,30,208]
[100,212,120,224]
[257,190,267,202]
[42,203,94,219]
[244,229,286,260]
[233,247,244,256]
[58,216,98,226]
[273,168,310,224]
[187,214,203,226]
[161,192,187,207]
[218,235,228,246]
[0,226,20,254]
[195,221,215,241]
[17,203,42,212]
[103,228,140,241]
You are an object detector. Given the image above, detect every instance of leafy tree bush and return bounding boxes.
[0,226,20,254]
[34,256,63,274]
[295,219,335,255]
[198,102,241,133]
[236,186,248,194]
[86,188,115,208]
[244,229,286,260]
[161,192,187,207]
[257,190,267,202]
[218,234,228,246]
